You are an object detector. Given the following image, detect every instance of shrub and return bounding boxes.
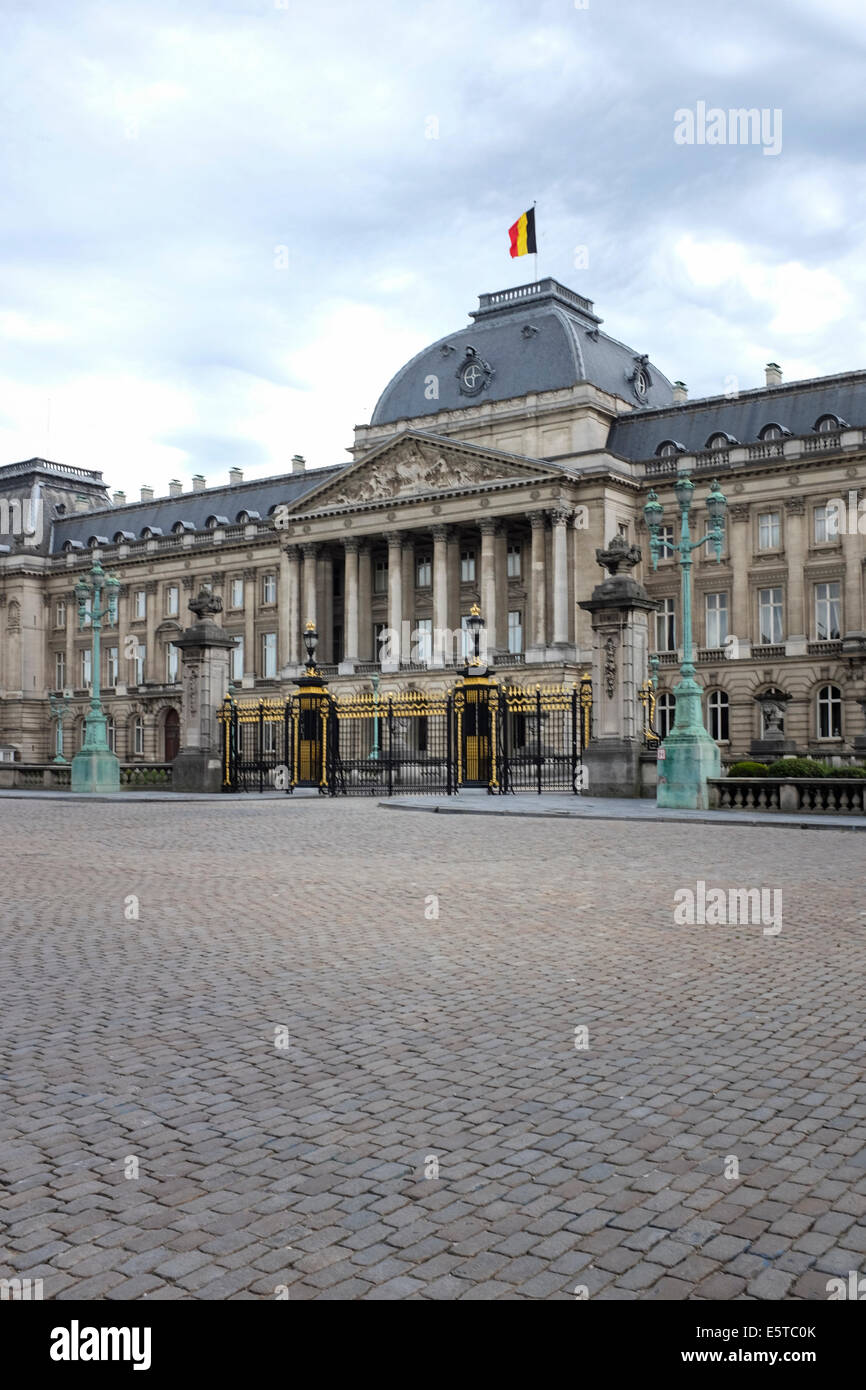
[765,757,828,779]
[835,765,866,778]
[727,761,768,778]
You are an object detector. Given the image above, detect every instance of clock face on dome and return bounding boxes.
[456,347,494,397]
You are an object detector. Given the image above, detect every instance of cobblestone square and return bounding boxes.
[2,799,864,1300]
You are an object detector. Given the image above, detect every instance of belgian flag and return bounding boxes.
[508,207,537,258]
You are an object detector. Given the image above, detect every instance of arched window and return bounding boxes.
[707,690,729,741]
[706,432,733,450]
[815,414,841,434]
[657,692,676,738]
[758,423,788,441]
[817,684,842,739]
[656,440,684,458]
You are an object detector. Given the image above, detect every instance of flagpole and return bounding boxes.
[533,200,538,283]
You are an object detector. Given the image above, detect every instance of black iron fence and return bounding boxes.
[218,674,593,796]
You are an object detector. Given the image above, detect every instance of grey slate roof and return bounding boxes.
[49,464,347,554]
[606,371,866,460]
[371,279,674,424]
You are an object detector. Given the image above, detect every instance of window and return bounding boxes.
[231,635,244,682]
[705,592,729,648]
[81,649,92,687]
[81,595,92,626]
[416,555,432,589]
[106,717,116,754]
[657,692,676,738]
[618,522,629,538]
[374,557,388,594]
[758,587,784,644]
[415,618,432,664]
[759,424,782,441]
[262,631,277,679]
[166,644,179,683]
[55,652,66,690]
[166,585,179,616]
[373,622,389,659]
[55,599,66,629]
[263,723,278,756]
[657,441,679,457]
[106,646,119,687]
[707,690,729,741]
[460,613,473,659]
[657,525,675,558]
[262,573,276,605]
[230,577,244,609]
[758,511,780,550]
[508,610,523,655]
[506,543,521,579]
[813,504,840,544]
[814,581,841,640]
[460,550,476,583]
[707,433,730,450]
[817,684,842,738]
[816,415,839,434]
[133,716,144,756]
[134,589,146,619]
[655,597,676,651]
[134,643,145,685]
[332,624,343,660]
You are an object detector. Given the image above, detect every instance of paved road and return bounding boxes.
[2,799,864,1300]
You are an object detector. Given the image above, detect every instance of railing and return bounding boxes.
[476,280,595,315]
[804,433,841,452]
[807,640,842,656]
[644,458,678,477]
[747,443,784,461]
[0,762,172,790]
[697,648,727,663]
[710,777,866,814]
[751,644,786,659]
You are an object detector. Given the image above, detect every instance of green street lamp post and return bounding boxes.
[48,691,72,763]
[71,559,121,793]
[644,475,727,809]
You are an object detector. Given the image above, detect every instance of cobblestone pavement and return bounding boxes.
[2,799,865,1301]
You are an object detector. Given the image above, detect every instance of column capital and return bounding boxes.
[210,570,226,586]
[784,496,805,515]
[385,530,406,549]
[283,542,302,559]
[550,506,572,527]
[529,510,548,530]
[300,541,319,559]
[479,518,499,536]
[243,567,257,581]
[343,536,361,554]
[729,503,751,522]
[432,524,453,543]
[145,580,158,594]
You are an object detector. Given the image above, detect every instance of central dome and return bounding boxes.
[371,279,673,426]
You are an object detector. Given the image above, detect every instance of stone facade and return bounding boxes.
[1,277,865,767]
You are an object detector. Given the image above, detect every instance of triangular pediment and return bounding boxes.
[284,432,563,513]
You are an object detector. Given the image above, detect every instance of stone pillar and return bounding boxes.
[318,551,333,663]
[480,519,497,662]
[144,580,157,681]
[527,511,547,661]
[283,544,301,668]
[551,506,572,651]
[385,532,404,671]
[64,587,75,688]
[358,543,372,661]
[301,543,318,631]
[340,538,360,673]
[494,526,509,653]
[432,525,450,667]
[843,522,864,636]
[242,567,256,685]
[447,529,461,634]
[578,537,657,797]
[729,504,751,656]
[784,496,807,655]
[171,585,237,793]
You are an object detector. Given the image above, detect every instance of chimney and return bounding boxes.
[672,380,688,406]
[229,467,243,485]
[140,484,154,502]
[112,490,126,505]
[765,362,782,387]
[191,474,206,492]
[169,479,182,498]
[291,454,306,474]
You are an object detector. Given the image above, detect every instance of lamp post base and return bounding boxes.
[71,747,121,794]
[656,671,720,810]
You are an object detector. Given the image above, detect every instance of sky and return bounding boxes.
[1,0,866,496]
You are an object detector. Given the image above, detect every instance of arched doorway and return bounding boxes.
[163,708,180,762]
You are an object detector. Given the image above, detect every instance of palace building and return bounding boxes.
[1,276,865,768]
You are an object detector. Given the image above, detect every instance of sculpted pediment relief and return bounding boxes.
[292,437,552,512]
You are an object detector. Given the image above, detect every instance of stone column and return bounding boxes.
[432,525,450,667]
[65,587,75,688]
[301,543,318,632]
[358,542,372,661]
[318,551,333,663]
[551,506,571,649]
[578,537,657,797]
[171,585,237,793]
[480,519,497,663]
[784,496,807,655]
[494,526,509,653]
[729,504,751,657]
[283,544,301,668]
[145,581,158,682]
[527,511,547,661]
[243,567,256,685]
[843,522,864,636]
[340,538,360,673]
[385,532,404,671]
[447,529,461,634]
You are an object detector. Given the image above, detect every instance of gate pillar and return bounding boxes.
[455,604,499,792]
[171,585,237,793]
[578,536,656,798]
[293,620,330,791]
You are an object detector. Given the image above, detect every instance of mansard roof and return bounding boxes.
[606,370,866,461]
[371,279,674,425]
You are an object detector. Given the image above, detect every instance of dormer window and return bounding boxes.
[205,514,229,529]
[171,520,194,535]
[141,526,163,540]
[706,432,734,450]
[815,414,844,433]
[759,424,782,441]
[237,510,261,524]
[656,440,685,458]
